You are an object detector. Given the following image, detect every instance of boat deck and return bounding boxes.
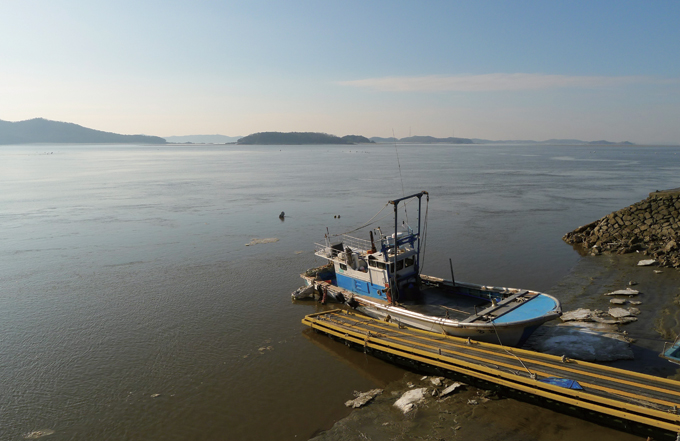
[399,286,489,318]
[302,309,680,438]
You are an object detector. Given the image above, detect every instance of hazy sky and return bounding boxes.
[1,0,679,143]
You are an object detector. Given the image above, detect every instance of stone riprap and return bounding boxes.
[563,188,680,268]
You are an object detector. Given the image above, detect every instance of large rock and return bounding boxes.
[563,189,680,269]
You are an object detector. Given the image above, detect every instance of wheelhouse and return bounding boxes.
[314,191,429,303]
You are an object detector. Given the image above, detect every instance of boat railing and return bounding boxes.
[314,234,373,258]
[314,243,337,258]
[340,234,372,253]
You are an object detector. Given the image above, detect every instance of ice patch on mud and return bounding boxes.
[245,238,279,246]
[525,322,634,361]
[23,429,55,439]
[394,388,427,413]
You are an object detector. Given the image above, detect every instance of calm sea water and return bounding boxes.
[1,143,679,440]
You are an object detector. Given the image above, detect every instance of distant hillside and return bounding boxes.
[342,135,374,144]
[370,137,398,143]
[370,136,473,144]
[0,118,166,145]
[587,140,635,145]
[369,135,634,145]
[237,132,352,145]
[471,138,635,145]
[400,136,473,144]
[164,134,242,144]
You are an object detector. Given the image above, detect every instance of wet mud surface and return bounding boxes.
[310,372,644,441]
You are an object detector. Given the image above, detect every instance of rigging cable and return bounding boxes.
[330,197,418,238]
[490,319,536,380]
[330,203,390,237]
[419,194,430,272]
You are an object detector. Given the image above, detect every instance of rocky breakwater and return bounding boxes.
[563,188,680,268]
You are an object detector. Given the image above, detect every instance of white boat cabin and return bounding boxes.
[314,232,419,302]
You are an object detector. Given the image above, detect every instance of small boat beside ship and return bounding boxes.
[296,191,561,347]
[660,337,680,365]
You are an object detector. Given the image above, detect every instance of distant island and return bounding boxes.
[0,118,166,145]
[237,132,374,145]
[342,135,375,144]
[469,138,635,145]
[368,136,632,145]
[0,119,637,147]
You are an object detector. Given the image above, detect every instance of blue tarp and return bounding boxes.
[539,377,584,390]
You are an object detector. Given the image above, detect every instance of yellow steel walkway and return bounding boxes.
[302,309,680,437]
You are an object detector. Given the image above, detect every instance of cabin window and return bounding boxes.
[369,257,386,270]
[404,257,414,268]
[339,263,347,271]
[389,260,404,272]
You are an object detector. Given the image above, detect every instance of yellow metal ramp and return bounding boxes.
[303,309,680,438]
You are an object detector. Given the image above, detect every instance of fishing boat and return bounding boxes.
[297,191,561,347]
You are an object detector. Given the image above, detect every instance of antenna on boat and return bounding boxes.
[392,129,408,225]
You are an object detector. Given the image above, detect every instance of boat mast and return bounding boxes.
[387,191,428,303]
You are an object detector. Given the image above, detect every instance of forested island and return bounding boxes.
[237,132,374,145]
[0,118,166,145]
